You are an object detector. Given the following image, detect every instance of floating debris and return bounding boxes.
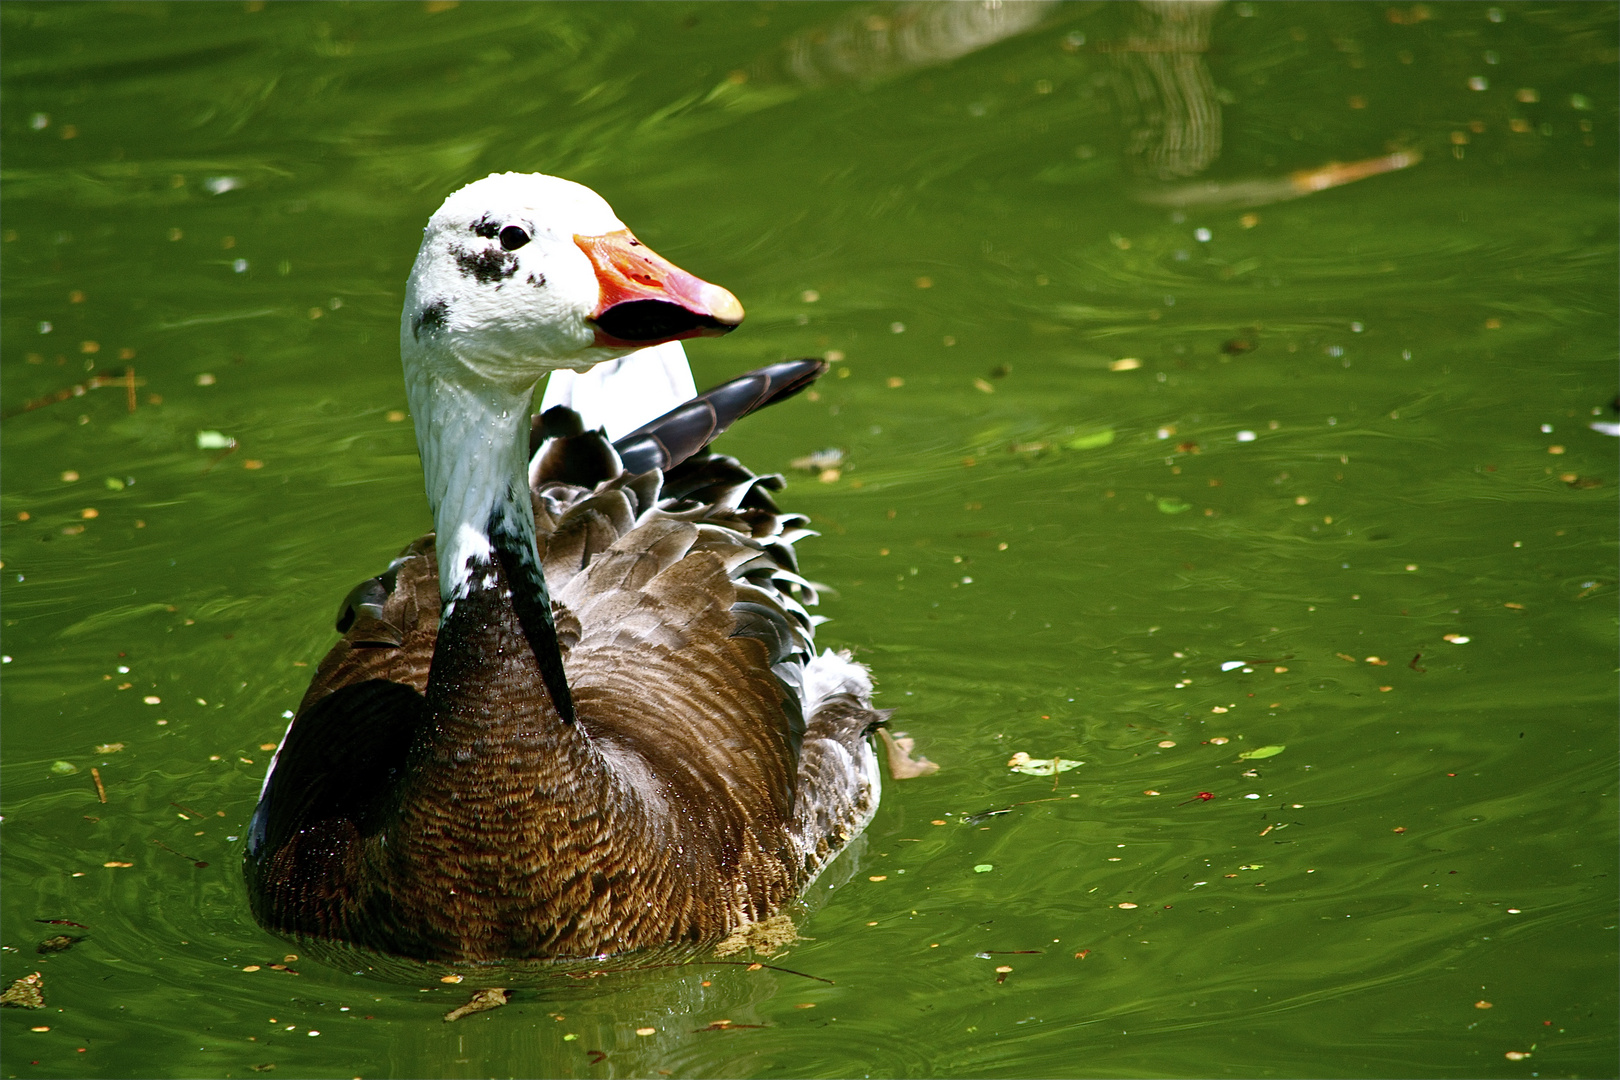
[2,368,144,419]
[1006,752,1081,777]
[878,728,939,779]
[151,839,208,868]
[789,448,844,472]
[36,935,82,955]
[1,972,44,1009]
[1137,151,1423,209]
[196,431,235,450]
[1063,429,1115,450]
[714,913,804,958]
[444,987,509,1022]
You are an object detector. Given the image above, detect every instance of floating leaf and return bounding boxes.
[1007,751,1082,776]
[1237,745,1286,761]
[973,864,994,873]
[1064,429,1115,450]
[195,430,234,450]
[1157,498,1192,514]
[50,760,78,775]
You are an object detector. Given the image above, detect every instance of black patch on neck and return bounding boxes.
[412,298,449,340]
[453,244,519,285]
[488,505,576,724]
[470,214,500,239]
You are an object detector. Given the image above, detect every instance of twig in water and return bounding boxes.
[964,796,1076,824]
[151,839,208,868]
[201,441,238,475]
[2,371,148,419]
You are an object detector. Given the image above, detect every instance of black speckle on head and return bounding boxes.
[412,298,449,340]
[452,244,519,285]
[527,272,546,288]
[470,214,500,239]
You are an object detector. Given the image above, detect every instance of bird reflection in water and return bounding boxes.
[754,0,1418,210]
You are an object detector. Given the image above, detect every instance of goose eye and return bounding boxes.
[498,226,531,251]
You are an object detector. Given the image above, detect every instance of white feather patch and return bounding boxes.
[801,648,873,713]
[540,341,696,441]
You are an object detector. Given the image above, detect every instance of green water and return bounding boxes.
[2,2,1616,1077]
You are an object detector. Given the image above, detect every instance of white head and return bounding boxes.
[397,172,744,608]
[400,171,743,393]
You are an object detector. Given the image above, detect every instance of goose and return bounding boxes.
[244,173,887,964]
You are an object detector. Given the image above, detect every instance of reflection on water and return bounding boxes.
[780,0,1060,87]
[1,2,1615,1078]
[1110,0,1225,181]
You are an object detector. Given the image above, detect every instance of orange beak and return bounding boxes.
[574,230,744,349]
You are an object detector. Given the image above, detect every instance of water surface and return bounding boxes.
[2,3,1616,1077]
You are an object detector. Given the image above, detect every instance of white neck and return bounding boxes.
[404,356,538,613]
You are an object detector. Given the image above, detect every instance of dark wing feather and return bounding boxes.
[614,358,828,475]
[245,679,430,936]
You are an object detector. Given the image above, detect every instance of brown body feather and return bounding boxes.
[246,435,881,963]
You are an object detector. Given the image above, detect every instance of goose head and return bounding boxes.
[401,171,743,391]
[397,173,743,678]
